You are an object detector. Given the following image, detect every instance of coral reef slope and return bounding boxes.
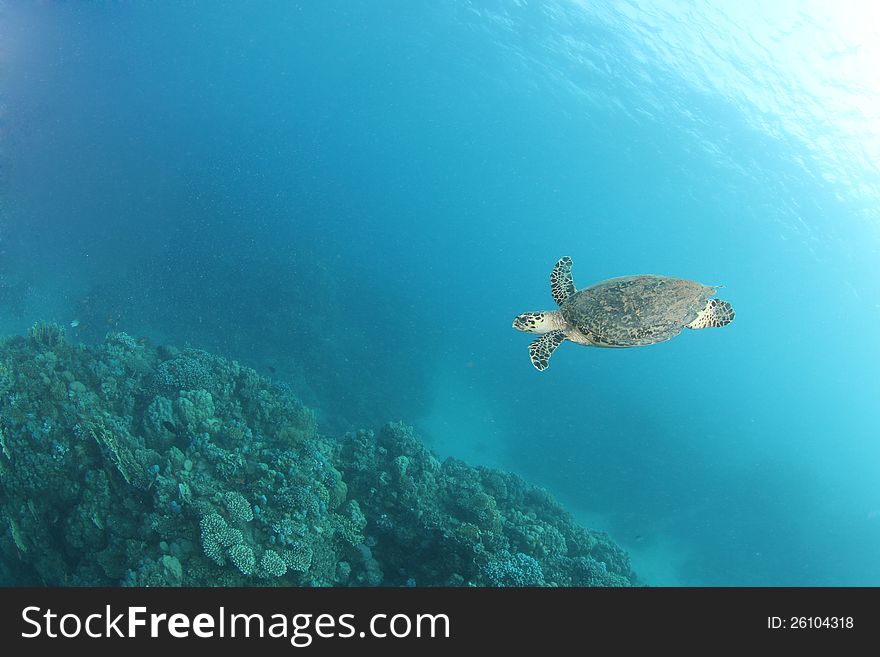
[0,326,636,587]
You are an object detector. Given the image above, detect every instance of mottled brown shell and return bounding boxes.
[561,275,714,347]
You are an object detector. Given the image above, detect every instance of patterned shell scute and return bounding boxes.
[561,275,713,347]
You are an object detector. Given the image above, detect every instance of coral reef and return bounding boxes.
[0,330,636,587]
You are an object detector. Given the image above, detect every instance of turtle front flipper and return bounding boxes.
[687,298,735,329]
[550,256,576,306]
[528,330,566,371]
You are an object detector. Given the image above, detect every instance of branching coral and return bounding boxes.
[27,321,65,350]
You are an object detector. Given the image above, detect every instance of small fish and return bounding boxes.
[70,319,80,328]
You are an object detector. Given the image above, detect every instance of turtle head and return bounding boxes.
[512,311,564,334]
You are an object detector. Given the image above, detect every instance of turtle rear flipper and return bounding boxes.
[528,330,566,371]
[687,298,735,329]
[550,256,576,306]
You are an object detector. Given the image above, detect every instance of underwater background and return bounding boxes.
[1,1,879,586]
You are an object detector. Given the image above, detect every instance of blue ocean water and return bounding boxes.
[1,0,878,586]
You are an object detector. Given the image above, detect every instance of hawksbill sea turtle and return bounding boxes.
[512,256,735,371]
